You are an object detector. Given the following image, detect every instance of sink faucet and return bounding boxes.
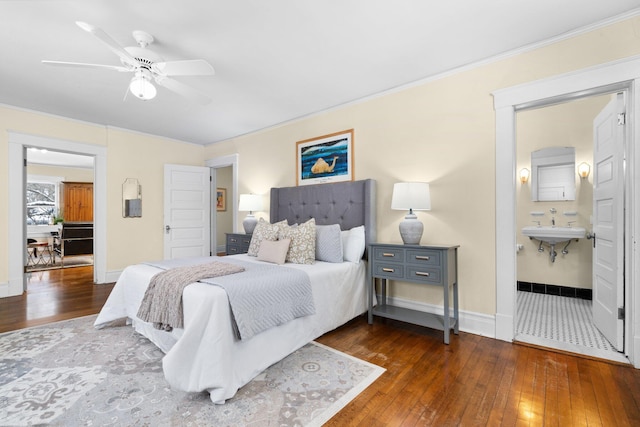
[551,217,555,226]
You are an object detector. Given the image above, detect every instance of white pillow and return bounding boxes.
[315,224,343,263]
[257,238,291,265]
[341,225,365,263]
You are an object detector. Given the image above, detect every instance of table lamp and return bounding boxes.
[391,182,431,244]
[238,194,263,234]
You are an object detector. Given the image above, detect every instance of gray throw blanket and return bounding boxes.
[137,261,245,331]
[138,257,316,340]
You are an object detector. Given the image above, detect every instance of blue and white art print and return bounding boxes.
[296,129,354,186]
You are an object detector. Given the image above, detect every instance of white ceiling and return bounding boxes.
[2,1,640,147]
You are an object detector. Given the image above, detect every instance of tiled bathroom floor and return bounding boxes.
[516,291,628,364]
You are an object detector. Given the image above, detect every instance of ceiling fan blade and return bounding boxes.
[153,59,215,76]
[42,60,131,72]
[75,21,138,66]
[155,76,211,105]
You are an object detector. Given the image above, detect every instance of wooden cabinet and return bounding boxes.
[60,182,93,222]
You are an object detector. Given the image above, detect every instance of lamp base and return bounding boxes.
[243,214,257,234]
[398,213,423,245]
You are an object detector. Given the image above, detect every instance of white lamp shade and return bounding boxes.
[238,194,263,212]
[391,182,431,211]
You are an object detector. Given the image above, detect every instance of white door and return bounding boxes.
[592,93,625,351]
[164,164,211,259]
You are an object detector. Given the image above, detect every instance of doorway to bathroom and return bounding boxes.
[514,91,628,363]
[493,56,640,368]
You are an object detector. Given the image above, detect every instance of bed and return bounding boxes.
[94,179,376,403]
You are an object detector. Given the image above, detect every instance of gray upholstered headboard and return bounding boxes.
[270,179,376,257]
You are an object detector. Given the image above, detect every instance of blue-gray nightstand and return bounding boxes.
[368,243,459,344]
[225,233,252,255]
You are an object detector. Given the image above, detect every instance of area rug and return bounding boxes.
[0,315,384,426]
[26,255,93,272]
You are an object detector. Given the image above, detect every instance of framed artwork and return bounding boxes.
[296,129,354,186]
[216,188,226,211]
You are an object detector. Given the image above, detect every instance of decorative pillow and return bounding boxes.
[341,225,365,263]
[257,238,291,265]
[279,218,316,264]
[315,224,343,263]
[247,218,288,257]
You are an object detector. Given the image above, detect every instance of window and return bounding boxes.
[26,176,60,225]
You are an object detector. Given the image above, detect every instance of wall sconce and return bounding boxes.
[519,168,530,184]
[578,162,590,179]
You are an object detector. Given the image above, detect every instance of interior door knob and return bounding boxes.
[165,225,171,233]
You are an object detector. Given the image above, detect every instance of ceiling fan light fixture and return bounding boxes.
[129,69,156,100]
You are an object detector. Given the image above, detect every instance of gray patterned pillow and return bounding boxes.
[315,224,343,263]
[280,218,316,264]
[247,218,287,257]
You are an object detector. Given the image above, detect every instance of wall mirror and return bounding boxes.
[122,178,142,217]
[530,147,576,201]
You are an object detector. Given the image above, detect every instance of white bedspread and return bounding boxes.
[94,254,367,403]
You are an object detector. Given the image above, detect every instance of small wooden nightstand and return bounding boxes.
[225,233,252,255]
[368,243,459,344]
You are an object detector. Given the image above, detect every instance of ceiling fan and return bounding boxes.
[43,21,215,104]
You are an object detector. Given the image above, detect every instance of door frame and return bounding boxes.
[492,55,640,367]
[6,132,107,296]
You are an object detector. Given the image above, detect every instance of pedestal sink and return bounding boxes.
[522,225,586,262]
[521,225,586,244]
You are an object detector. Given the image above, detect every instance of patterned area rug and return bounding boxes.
[0,316,384,426]
[26,255,93,272]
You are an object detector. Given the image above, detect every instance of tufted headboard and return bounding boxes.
[270,179,376,257]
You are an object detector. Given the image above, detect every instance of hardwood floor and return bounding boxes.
[0,266,114,333]
[2,268,639,425]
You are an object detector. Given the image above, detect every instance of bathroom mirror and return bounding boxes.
[530,147,575,201]
[122,178,142,218]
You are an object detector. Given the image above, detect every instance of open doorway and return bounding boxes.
[214,166,234,254]
[25,149,95,275]
[206,154,239,256]
[493,56,640,368]
[5,132,107,299]
[514,92,628,363]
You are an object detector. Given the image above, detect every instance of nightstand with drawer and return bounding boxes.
[367,243,459,344]
[225,233,252,255]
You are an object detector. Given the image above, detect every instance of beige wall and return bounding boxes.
[27,164,94,183]
[516,95,610,289]
[2,16,640,315]
[0,108,204,283]
[204,16,640,316]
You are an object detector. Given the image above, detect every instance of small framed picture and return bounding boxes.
[216,188,226,211]
[296,129,354,186]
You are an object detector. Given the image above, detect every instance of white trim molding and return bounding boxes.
[492,55,640,368]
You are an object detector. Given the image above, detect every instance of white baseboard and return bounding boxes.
[384,296,496,339]
[0,281,8,298]
[0,278,24,297]
[104,270,123,284]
